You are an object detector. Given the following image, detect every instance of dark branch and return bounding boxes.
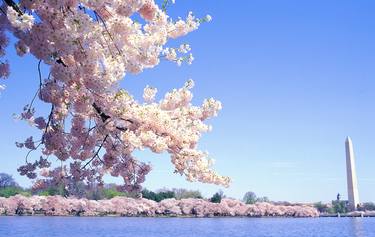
[42,105,54,143]
[82,134,108,169]
[3,0,23,15]
[92,103,130,131]
[56,58,67,67]
[93,11,122,55]
[93,102,110,122]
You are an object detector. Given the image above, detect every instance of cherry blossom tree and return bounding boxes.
[0,195,320,217]
[0,0,230,193]
[0,173,18,188]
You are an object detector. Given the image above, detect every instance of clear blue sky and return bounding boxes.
[1,0,375,203]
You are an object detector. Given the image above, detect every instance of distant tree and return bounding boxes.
[358,202,375,211]
[210,190,224,203]
[67,181,88,198]
[243,191,257,204]
[38,189,53,196]
[85,183,104,200]
[271,201,292,206]
[157,191,175,201]
[142,189,156,201]
[256,196,270,203]
[332,200,348,213]
[0,187,20,198]
[314,202,330,213]
[0,186,31,198]
[0,173,18,188]
[172,188,203,200]
[102,187,127,199]
[141,189,175,202]
[37,184,67,197]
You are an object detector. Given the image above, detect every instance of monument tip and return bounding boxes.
[346,136,352,143]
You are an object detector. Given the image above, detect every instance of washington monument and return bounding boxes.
[345,137,360,210]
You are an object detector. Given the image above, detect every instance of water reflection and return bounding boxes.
[350,218,365,237]
[1,217,375,237]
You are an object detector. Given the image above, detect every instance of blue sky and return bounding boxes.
[1,0,375,203]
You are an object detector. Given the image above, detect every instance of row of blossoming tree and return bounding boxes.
[0,195,320,217]
[0,0,230,194]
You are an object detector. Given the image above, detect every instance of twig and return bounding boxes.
[42,105,54,143]
[94,11,122,55]
[82,134,108,169]
[25,142,42,163]
[3,0,23,15]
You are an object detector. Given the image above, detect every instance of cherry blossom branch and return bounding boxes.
[3,0,22,15]
[28,60,43,109]
[42,105,54,143]
[92,103,131,131]
[0,6,6,15]
[56,58,67,67]
[93,11,122,55]
[25,142,42,163]
[3,0,230,190]
[92,102,110,122]
[82,134,108,169]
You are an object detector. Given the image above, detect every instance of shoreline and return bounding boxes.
[320,212,375,218]
[3,195,373,218]
[0,195,319,218]
[2,195,374,218]
[1,214,374,218]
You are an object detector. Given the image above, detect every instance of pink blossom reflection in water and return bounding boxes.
[0,217,371,237]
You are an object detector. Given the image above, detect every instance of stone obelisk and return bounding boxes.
[345,137,360,210]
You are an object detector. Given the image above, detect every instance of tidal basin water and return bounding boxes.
[0,217,374,237]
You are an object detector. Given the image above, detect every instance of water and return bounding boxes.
[0,217,374,237]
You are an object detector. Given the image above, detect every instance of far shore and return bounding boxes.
[320,212,375,218]
[2,213,375,218]
[1,195,319,218]
[2,195,375,218]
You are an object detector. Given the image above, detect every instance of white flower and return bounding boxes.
[2,0,229,188]
[143,85,158,103]
[187,53,194,65]
[176,58,182,66]
[184,79,195,89]
[178,44,191,53]
[7,7,34,31]
[205,14,212,22]
[15,41,30,56]
[165,48,177,61]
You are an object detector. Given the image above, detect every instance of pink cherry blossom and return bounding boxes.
[0,196,319,217]
[0,0,229,191]
[0,62,9,79]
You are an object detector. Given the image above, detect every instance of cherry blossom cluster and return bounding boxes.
[0,195,319,217]
[0,0,229,192]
